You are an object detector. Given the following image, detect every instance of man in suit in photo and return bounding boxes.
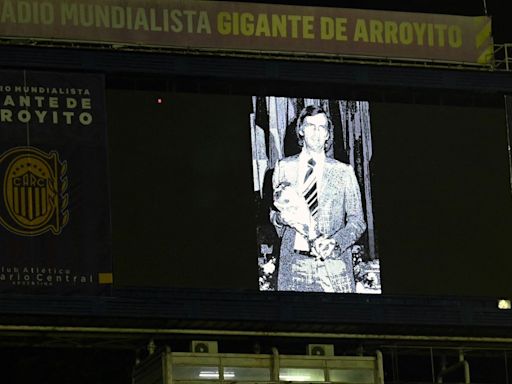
[270,105,366,293]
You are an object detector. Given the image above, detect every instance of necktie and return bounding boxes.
[303,158,318,217]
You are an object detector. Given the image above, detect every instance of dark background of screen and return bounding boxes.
[107,91,257,289]
[107,90,512,297]
[371,103,512,297]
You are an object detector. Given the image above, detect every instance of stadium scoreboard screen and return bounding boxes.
[106,89,512,298]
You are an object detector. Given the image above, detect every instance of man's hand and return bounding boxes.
[311,235,337,260]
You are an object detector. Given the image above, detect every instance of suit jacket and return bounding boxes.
[271,154,366,292]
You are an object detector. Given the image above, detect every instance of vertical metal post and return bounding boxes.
[219,354,224,383]
[458,350,470,384]
[506,44,510,71]
[430,348,436,383]
[375,350,384,384]
[163,346,172,384]
[272,347,280,383]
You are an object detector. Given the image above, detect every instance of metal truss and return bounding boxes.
[1,37,512,72]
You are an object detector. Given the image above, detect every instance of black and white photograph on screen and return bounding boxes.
[251,96,381,294]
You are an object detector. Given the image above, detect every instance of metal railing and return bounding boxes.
[133,347,385,384]
[1,37,512,72]
[494,43,512,71]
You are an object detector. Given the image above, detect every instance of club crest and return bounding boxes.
[0,146,69,236]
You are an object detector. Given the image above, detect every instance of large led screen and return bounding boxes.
[107,90,512,297]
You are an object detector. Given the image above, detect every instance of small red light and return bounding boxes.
[156,97,163,104]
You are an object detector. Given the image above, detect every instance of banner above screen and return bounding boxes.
[0,0,493,65]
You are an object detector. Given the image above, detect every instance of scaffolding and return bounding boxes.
[494,43,512,71]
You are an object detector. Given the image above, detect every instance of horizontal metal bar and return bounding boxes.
[1,324,512,344]
[0,37,499,72]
